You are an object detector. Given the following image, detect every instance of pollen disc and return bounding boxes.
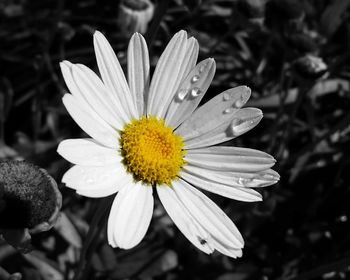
[120,116,186,185]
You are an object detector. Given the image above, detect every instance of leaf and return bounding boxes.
[54,211,82,248]
[139,250,178,278]
[23,252,64,280]
[321,0,350,37]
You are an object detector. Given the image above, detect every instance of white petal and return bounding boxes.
[147,31,199,118]
[107,196,119,247]
[165,58,216,128]
[185,146,276,172]
[70,63,127,129]
[184,165,280,188]
[57,138,121,166]
[176,86,251,140]
[127,32,150,117]
[93,31,137,120]
[76,172,133,198]
[180,37,199,81]
[108,182,153,249]
[62,164,131,198]
[185,108,262,149]
[210,238,243,258]
[180,169,263,202]
[175,86,261,148]
[60,60,87,106]
[61,61,127,127]
[172,179,244,249]
[62,94,119,148]
[157,185,215,254]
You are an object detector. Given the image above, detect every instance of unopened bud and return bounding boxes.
[118,0,154,36]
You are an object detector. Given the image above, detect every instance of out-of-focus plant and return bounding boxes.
[118,0,155,37]
[0,160,62,252]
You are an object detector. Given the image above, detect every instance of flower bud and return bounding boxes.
[118,0,154,36]
[293,54,328,80]
[0,160,62,251]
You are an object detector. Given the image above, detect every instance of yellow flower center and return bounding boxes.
[120,116,186,185]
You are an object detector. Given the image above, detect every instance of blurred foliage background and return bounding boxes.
[1,0,350,279]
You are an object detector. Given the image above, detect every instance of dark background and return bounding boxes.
[1,0,350,279]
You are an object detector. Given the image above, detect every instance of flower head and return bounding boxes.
[58,30,279,258]
[0,160,62,252]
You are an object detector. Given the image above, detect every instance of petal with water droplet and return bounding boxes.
[180,169,263,202]
[147,31,199,118]
[185,146,276,172]
[171,179,245,248]
[182,107,262,149]
[175,86,251,142]
[62,164,131,198]
[183,165,280,188]
[157,184,215,254]
[166,58,216,128]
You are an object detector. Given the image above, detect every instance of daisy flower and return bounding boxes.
[57,30,279,258]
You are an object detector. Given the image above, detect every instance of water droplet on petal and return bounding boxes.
[190,87,201,98]
[238,177,254,187]
[223,92,231,101]
[191,75,200,83]
[223,108,233,114]
[199,65,206,73]
[235,99,244,108]
[238,177,245,185]
[176,89,188,101]
[228,118,242,135]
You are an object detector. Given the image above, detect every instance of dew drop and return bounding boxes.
[223,92,231,101]
[238,177,245,185]
[223,108,233,114]
[238,177,254,187]
[190,87,201,97]
[191,75,200,83]
[228,118,242,135]
[235,99,244,108]
[199,65,206,73]
[176,89,188,101]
